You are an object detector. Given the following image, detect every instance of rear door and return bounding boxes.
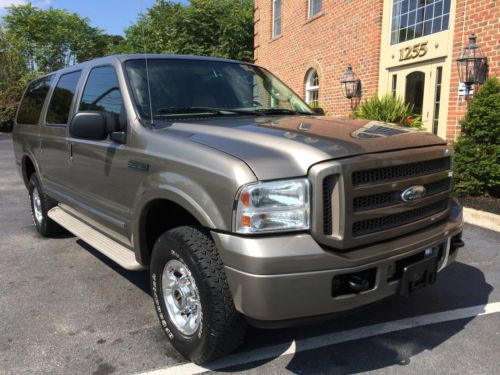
[40,70,82,193]
[14,76,54,181]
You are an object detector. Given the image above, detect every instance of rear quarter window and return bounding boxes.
[17,76,54,125]
[46,71,82,125]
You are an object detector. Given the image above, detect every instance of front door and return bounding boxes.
[67,65,133,238]
[388,59,445,134]
[405,71,425,116]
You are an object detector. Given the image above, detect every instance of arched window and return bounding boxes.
[305,69,319,108]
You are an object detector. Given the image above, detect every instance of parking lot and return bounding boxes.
[1,132,499,375]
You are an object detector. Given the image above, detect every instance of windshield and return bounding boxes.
[124,58,313,119]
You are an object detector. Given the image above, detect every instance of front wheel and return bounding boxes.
[150,226,246,364]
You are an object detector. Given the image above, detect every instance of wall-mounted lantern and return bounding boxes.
[340,64,361,108]
[457,34,488,99]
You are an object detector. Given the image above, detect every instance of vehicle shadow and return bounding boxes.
[76,239,151,295]
[73,239,493,373]
[215,261,492,373]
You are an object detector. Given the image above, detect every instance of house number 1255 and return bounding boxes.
[399,41,428,61]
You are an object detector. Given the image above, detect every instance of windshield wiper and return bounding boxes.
[154,106,314,117]
[249,108,314,116]
[155,107,258,116]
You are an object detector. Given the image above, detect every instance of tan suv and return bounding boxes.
[13,54,464,363]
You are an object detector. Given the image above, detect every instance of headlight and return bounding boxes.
[234,178,310,234]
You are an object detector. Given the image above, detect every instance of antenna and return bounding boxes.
[140,0,154,126]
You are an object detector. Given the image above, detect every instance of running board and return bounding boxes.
[48,206,146,271]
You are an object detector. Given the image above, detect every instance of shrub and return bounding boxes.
[453,77,500,197]
[352,94,423,128]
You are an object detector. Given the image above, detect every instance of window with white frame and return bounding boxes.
[305,69,319,108]
[272,0,282,38]
[391,0,451,44]
[308,0,322,18]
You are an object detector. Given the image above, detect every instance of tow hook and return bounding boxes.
[451,238,465,248]
[348,275,370,292]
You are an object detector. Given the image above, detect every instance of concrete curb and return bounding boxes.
[463,207,500,232]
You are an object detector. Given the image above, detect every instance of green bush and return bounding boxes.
[352,94,423,128]
[453,77,500,197]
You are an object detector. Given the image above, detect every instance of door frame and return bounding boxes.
[386,58,446,134]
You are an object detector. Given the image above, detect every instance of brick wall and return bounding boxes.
[254,0,384,116]
[446,0,500,142]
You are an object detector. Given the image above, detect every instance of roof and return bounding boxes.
[45,54,244,76]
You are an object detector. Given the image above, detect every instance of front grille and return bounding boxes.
[352,199,449,237]
[353,178,451,212]
[323,177,335,235]
[352,157,451,186]
[316,147,453,250]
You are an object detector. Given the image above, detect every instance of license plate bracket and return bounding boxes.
[399,256,438,295]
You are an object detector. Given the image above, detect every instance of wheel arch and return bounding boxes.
[21,154,37,188]
[133,188,221,266]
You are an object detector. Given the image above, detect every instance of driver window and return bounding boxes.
[80,66,123,115]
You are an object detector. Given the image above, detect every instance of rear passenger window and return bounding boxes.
[79,66,123,115]
[17,76,54,125]
[46,71,82,125]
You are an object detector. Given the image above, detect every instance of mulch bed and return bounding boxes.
[458,195,500,215]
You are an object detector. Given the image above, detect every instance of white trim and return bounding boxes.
[136,302,500,375]
[308,0,322,18]
[305,69,319,106]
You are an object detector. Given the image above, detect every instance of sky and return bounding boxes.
[0,0,189,35]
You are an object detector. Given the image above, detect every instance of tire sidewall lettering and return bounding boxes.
[152,271,174,340]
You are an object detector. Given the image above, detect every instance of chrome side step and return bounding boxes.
[48,206,146,271]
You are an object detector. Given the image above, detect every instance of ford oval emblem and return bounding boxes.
[401,185,427,202]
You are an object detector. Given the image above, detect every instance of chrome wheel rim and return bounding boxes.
[32,188,43,224]
[162,259,201,336]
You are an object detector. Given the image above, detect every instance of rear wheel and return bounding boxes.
[150,226,246,364]
[28,174,64,237]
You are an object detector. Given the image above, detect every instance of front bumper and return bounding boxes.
[212,199,463,322]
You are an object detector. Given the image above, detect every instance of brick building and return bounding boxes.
[254,0,499,141]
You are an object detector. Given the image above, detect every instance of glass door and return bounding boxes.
[405,71,425,116]
[387,61,444,134]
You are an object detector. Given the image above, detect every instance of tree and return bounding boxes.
[115,0,254,62]
[0,27,36,131]
[0,3,120,131]
[3,3,117,72]
[453,78,500,197]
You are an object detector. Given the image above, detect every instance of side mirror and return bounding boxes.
[70,112,108,140]
[313,107,325,115]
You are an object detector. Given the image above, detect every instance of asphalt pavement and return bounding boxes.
[1,132,499,375]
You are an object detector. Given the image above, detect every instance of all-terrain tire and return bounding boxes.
[150,226,246,364]
[28,174,64,237]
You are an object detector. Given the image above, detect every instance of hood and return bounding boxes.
[155,116,446,180]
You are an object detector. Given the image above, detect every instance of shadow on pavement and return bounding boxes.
[76,239,150,295]
[73,238,492,374]
[219,261,492,373]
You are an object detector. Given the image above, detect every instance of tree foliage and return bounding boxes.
[0,27,36,131]
[453,78,500,197]
[0,3,121,130]
[115,0,254,62]
[3,3,113,72]
[0,0,254,131]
